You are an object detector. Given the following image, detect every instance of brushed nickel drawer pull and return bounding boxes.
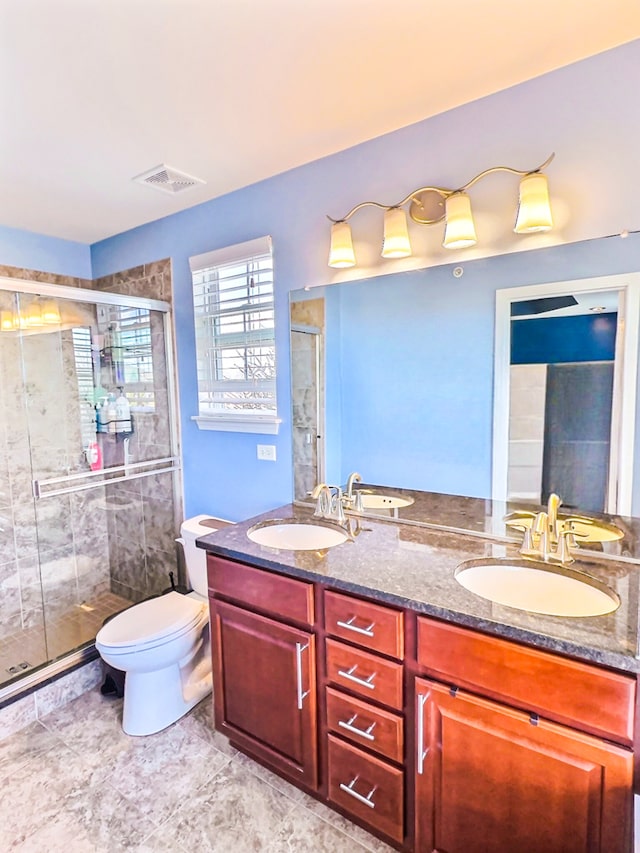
[339,775,377,809]
[295,642,310,710]
[417,692,430,775]
[338,713,377,741]
[336,615,376,638]
[337,664,377,690]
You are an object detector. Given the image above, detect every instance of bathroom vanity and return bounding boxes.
[198,494,640,852]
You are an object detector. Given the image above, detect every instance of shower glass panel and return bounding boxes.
[0,283,180,692]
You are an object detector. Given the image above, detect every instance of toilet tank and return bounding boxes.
[180,515,233,597]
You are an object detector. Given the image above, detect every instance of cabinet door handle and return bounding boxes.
[295,642,310,710]
[339,775,377,809]
[338,714,377,741]
[337,664,376,690]
[417,692,430,775]
[336,615,376,638]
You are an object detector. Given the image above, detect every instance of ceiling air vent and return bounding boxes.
[133,164,205,194]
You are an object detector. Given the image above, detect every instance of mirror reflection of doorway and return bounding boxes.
[508,294,617,512]
[493,274,640,515]
[290,325,324,500]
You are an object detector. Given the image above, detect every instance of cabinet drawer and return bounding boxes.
[326,687,403,763]
[208,555,314,626]
[324,590,403,659]
[327,734,404,844]
[417,616,635,744]
[326,638,403,710]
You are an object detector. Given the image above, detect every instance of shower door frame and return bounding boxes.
[0,275,182,706]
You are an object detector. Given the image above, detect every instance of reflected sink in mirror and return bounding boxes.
[357,492,414,510]
[247,519,348,550]
[454,557,620,617]
[504,511,623,543]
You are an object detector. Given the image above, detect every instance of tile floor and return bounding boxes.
[0,592,130,689]
[0,687,394,852]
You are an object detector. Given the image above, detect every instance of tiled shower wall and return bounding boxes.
[0,260,181,652]
[290,297,325,500]
[93,260,181,601]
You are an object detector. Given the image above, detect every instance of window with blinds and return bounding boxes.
[190,236,280,433]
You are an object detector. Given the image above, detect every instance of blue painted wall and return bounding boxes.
[321,238,638,502]
[1,42,639,520]
[0,224,91,279]
[511,314,617,365]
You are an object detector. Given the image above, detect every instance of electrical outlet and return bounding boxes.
[257,444,277,461]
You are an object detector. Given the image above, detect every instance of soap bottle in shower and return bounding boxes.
[115,391,132,434]
[106,392,118,434]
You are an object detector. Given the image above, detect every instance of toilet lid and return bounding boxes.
[97,592,206,648]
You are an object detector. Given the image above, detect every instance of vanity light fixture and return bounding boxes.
[327,153,555,268]
[0,298,62,332]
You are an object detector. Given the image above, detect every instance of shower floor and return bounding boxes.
[0,591,131,686]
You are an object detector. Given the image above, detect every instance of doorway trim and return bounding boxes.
[492,272,640,515]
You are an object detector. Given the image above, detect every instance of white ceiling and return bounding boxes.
[1,1,639,245]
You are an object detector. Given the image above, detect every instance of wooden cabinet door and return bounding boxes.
[210,598,318,789]
[415,677,632,853]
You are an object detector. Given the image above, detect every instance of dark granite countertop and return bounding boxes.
[197,502,640,675]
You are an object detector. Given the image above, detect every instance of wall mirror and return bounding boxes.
[289,236,640,555]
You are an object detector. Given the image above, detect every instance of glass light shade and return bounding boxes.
[25,301,43,327]
[328,221,356,268]
[41,300,61,324]
[381,207,412,258]
[514,173,553,233]
[443,192,477,249]
[0,311,14,331]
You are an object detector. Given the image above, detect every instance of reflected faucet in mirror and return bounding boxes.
[311,483,347,524]
[509,493,589,565]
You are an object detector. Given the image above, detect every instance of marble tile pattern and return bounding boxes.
[0,592,129,698]
[0,260,181,690]
[0,691,393,852]
[198,499,640,673]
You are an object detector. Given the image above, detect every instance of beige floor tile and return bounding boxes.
[266,804,374,852]
[153,758,298,852]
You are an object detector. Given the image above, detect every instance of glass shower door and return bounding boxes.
[0,285,180,690]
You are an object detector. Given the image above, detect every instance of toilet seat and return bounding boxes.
[97,592,207,650]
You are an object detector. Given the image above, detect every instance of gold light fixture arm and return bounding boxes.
[457,152,555,193]
[327,153,555,223]
[326,153,555,268]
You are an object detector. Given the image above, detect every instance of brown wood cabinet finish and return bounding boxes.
[417,616,636,744]
[207,554,314,626]
[327,735,405,844]
[324,590,404,659]
[325,637,404,710]
[415,677,633,853]
[210,598,318,788]
[326,686,404,763]
[207,554,636,852]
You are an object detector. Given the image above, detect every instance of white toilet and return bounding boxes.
[96,515,228,736]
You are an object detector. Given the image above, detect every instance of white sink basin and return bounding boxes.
[455,557,620,617]
[247,520,348,550]
[359,493,414,510]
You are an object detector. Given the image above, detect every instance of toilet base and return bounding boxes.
[122,663,212,736]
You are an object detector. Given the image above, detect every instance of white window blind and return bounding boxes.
[190,236,280,433]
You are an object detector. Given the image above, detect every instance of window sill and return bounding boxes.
[191,415,281,435]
